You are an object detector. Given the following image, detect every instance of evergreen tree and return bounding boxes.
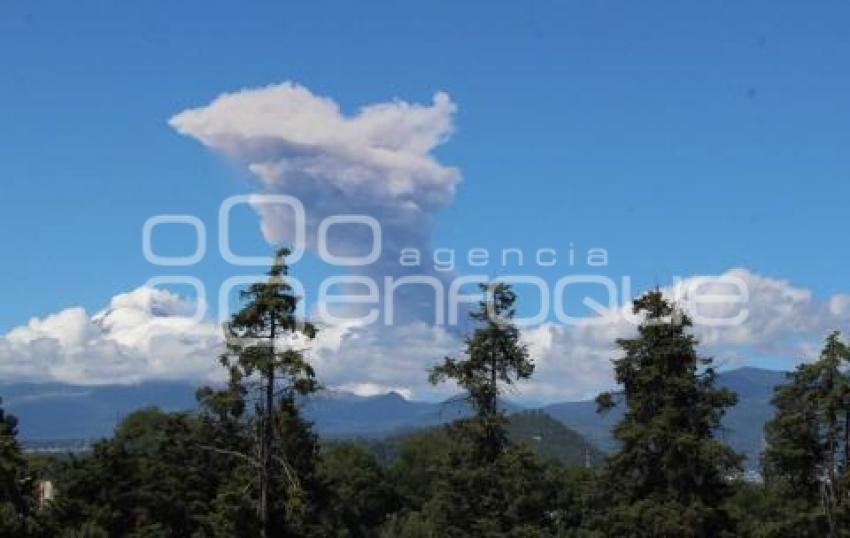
[193,380,259,536]
[425,283,560,536]
[319,442,398,536]
[592,290,741,537]
[429,282,533,463]
[761,331,850,536]
[212,248,320,537]
[49,408,223,537]
[0,398,25,514]
[0,397,43,537]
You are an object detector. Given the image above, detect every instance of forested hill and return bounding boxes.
[356,411,605,469]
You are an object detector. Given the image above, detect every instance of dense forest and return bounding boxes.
[2,250,850,537]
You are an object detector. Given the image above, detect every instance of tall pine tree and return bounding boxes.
[762,331,850,536]
[0,397,41,537]
[593,290,741,537]
[429,282,533,463]
[424,283,558,536]
[212,248,320,537]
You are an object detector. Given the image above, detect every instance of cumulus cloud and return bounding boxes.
[514,268,850,401]
[0,268,848,401]
[0,287,221,384]
[170,83,460,323]
[311,321,463,401]
[169,83,458,212]
[0,285,463,398]
[674,268,848,353]
[280,268,850,403]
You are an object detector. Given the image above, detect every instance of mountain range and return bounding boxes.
[1,367,788,469]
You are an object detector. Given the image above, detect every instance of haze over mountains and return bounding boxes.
[2,367,787,469]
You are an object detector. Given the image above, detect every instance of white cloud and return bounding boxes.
[169,83,458,213]
[311,321,463,401]
[0,287,221,385]
[671,268,850,361]
[0,286,464,398]
[512,268,850,402]
[305,268,850,403]
[829,294,850,317]
[170,82,461,324]
[335,383,414,400]
[1,269,848,402]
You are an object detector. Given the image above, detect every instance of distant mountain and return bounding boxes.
[541,400,619,452]
[0,381,198,440]
[1,367,789,469]
[304,390,522,437]
[303,390,449,436]
[0,381,520,443]
[544,367,788,469]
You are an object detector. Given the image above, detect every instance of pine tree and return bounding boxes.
[761,331,850,536]
[429,282,533,463]
[0,398,25,511]
[213,248,319,537]
[592,290,741,537]
[0,397,41,537]
[425,283,560,536]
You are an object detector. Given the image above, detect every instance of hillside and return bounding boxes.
[356,410,605,468]
[507,410,605,467]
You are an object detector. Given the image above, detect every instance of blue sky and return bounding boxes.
[1,1,849,394]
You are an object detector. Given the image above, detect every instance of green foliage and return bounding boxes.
[20,281,850,537]
[210,248,322,537]
[221,247,318,396]
[0,397,47,537]
[507,410,604,467]
[319,442,398,536]
[760,331,850,536]
[379,510,440,537]
[429,282,533,463]
[591,290,742,537]
[0,398,26,519]
[47,251,331,538]
[375,426,595,537]
[267,397,331,536]
[423,443,565,536]
[47,407,229,537]
[421,283,575,536]
[383,429,450,513]
[41,405,600,536]
[369,411,603,470]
